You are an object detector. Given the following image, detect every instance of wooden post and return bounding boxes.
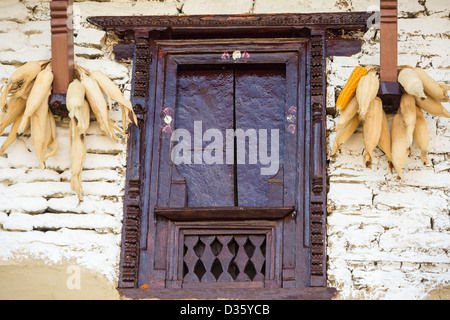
[50,0,74,94]
[379,0,400,99]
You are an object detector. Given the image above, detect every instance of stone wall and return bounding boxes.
[0,0,448,299]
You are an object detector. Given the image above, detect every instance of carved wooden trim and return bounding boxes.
[309,33,327,286]
[88,12,372,32]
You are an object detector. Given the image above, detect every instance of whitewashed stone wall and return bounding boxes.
[0,0,448,299]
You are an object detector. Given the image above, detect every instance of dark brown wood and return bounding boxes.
[119,287,338,300]
[155,207,295,221]
[88,12,372,34]
[87,13,369,297]
[325,38,362,57]
[50,0,74,94]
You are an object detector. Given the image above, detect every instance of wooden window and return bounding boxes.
[89,13,370,299]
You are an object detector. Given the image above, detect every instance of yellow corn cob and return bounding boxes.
[0,114,27,155]
[66,79,86,120]
[391,111,408,180]
[356,70,379,120]
[0,97,26,135]
[363,97,383,169]
[335,96,359,132]
[377,108,393,172]
[415,94,450,118]
[399,94,416,148]
[0,61,42,111]
[398,68,426,100]
[70,116,87,201]
[17,64,54,135]
[329,114,360,157]
[336,66,368,111]
[45,110,58,161]
[76,65,116,141]
[414,68,445,101]
[30,90,51,169]
[413,106,429,166]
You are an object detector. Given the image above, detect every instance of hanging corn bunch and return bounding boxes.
[331,65,449,180]
[0,60,137,200]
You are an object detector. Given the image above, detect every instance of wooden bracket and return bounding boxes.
[378,0,401,107]
[49,0,74,117]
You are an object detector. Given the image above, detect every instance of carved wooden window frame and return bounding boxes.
[89,12,370,299]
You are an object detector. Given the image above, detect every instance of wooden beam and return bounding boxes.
[380,0,398,83]
[50,0,74,94]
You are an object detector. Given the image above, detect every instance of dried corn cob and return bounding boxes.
[329,114,360,157]
[399,94,416,148]
[335,96,359,132]
[363,97,383,169]
[0,61,43,111]
[336,66,368,111]
[89,70,137,128]
[356,70,379,120]
[414,68,445,101]
[415,95,450,118]
[76,65,116,141]
[0,97,26,135]
[66,79,86,119]
[413,106,429,166]
[391,111,408,180]
[30,90,51,169]
[398,68,426,100]
[377,108,393,172]
[18,63,54,135]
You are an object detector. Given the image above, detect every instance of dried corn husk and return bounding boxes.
[0,97,26,135]
[356,70,379,120]
[30,90,51,169]
[363,97,383,169]
[70,117,87,201]
[399,94,416,148]
[413,106,429,166]
[330,114,360,158]
[391,111,408,180]
[377,108,393,172]
[76,65,118,142]
[0,61,43,111]
[45,110,58,161]
[89,70,137,128]
[335,96,358,132]
[0,114,27,155]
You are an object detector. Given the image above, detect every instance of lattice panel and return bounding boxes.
[183,235,266,283]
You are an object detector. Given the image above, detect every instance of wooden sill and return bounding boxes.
[118,287,338,300]
[155,206,295,221]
